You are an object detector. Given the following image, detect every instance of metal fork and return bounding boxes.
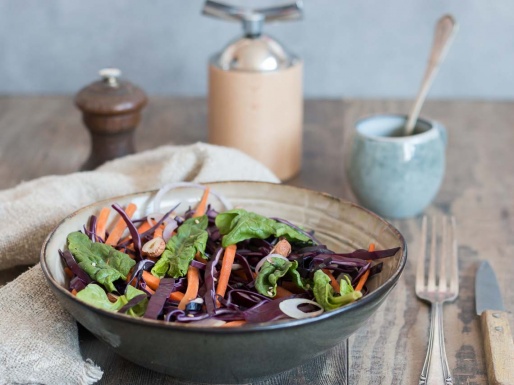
[415,216,459,385]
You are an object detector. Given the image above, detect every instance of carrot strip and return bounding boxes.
[322,269,340,293]
[274,286,293,299]
[71,289,78,296]
[96,207,111,241]
[145,286,156,295]
[215,245,237,306]
[178,266,200,310]
[64,267,73,279]
[138,221,152,234]
[355,243,375,292]
[192,187,210,218]
[154,224,165,239]
[142,270,160,291]
[170,291,185,302]
[355,270,370,292]
[105,203,137,246]
[221,320,247,327]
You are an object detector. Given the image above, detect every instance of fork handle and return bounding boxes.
[419,302,453,385]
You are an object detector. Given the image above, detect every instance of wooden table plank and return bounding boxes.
[1,96,513,384]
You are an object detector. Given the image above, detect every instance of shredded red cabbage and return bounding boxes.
[117,203,180,248]
[118,294,147,314]
[63,191,400,327]
[190,259,207,270]
[112,203,142,261]
[204,248,223,315]
[88,215,97,242]
[243,297,292,323]
[59,249,92,285]
[69,276,87,292]
[143,278,175,319]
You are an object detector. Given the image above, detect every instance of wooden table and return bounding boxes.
[1,96,513,384]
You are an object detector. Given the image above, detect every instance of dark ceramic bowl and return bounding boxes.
[40,181,407,384]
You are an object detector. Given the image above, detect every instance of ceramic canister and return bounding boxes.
[346,114,447,219]
[203,1,304,181]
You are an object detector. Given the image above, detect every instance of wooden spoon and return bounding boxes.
[404,15,458,136]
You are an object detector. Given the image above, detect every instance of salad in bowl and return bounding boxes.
[41,181,406,383]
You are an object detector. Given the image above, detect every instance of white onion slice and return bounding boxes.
[187,318,226,327]
[146,212,164,227]
[231,263,243,271]
[255,254,289,274]
[147,210,178,231]
[162,219,178,242]
[279,298,324,320]
[152,182,233,214]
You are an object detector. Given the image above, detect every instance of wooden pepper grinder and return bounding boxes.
[75,68,148,170]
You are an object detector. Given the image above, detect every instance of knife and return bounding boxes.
[475,261,514,385]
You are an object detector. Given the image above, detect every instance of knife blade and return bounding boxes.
[475,261,514,385]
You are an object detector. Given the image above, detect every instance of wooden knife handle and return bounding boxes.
[480,310,514,385]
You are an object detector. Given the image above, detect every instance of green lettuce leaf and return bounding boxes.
[288,264,310,291]
[215,209,311,247]
[76,284,148,317]
[76,284,122,312]
[255,257,291,297]
[151,215,208,278]
[273,222,311,243]
[313,270,362,311]
[122,285,149,317]
[339,275,355,296]
[214,209,242,235]
[67,231,136,292]
[255,257,307,297]
[216,209,276,247]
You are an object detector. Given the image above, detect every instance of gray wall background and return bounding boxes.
[0,0,511,99]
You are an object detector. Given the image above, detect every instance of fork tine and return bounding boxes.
[439,216,448,291]
[416,216,428,294]
[449,216,459,296]
[427,216,437,293]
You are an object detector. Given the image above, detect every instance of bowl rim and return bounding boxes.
[40,180,407,334]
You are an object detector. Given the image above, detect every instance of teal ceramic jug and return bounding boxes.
[346,114,447,219]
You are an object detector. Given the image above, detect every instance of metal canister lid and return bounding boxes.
[212,35,297,72]
[203,0,303,72]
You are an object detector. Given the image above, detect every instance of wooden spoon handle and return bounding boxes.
[480,310,514,385]
[404,15,458,136]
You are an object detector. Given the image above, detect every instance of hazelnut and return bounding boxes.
[142,237,166,258]
[271,239,291,257]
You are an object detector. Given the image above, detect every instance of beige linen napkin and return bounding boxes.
[0,143,279,385]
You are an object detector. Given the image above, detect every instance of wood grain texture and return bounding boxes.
[480,310,514,385]
[1,96,513,384]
